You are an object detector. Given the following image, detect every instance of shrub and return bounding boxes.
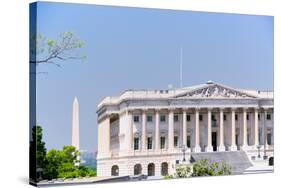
[192,159,231,177]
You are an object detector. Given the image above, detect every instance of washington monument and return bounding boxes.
[72,97,80,150]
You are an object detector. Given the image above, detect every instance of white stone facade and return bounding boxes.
[96,81,274,177]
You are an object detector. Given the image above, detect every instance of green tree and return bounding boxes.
[44,146,79,179]
[192,159,231,177]
[43,146,96,180]
[30,32,86,68]
[29,125,47,182]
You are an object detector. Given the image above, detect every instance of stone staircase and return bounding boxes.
[191,151,253,174]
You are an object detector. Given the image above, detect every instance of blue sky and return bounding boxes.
[34,2,273,152]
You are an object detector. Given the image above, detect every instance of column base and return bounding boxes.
[193,146,201,153]
[240,145,249,151]
[217,145,225,152]
[229,145,237,151]
[205,146,213,152]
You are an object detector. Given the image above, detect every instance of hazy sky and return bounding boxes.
[34,2,273,152]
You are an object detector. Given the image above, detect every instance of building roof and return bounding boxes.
[97,81,273,110]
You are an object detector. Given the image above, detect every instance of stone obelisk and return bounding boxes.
[72,97,80,150]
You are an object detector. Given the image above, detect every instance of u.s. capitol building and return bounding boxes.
[96,81,273,177]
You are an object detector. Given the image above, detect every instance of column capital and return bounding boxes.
[168,107,176,111]
[142,108,148,113]
[182,108,188,112]
[263,107,269,111]
[243,107,248,111]
[195,107,201,112]
[207,107,213,111]
[219,107,225,111]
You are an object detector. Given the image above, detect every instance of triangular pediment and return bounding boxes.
[174,82,258,99]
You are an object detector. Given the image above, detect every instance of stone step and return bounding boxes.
[191,151,252,174]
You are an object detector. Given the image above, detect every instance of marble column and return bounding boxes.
[155,110,160,150]
[263,109,268,148]
[142,110,147,151]
[127,110,133,153]
[218,108,225,151]
[194,108,201,152]
[253,108,259,147]
[168,109,174,151]
[205,108,213,152]
[229,108,237,151]
[241,108,248,150]
[183,110,187,148]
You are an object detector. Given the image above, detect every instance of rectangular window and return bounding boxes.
[147,115,153,122]
[235,114,238,121]
[186,136,191,148]
[174,136,178,147]
[266,114,271,120]
[160,137,165,149]
[147,137,153,150]
[199,115,203,121]
[223,114,227,121]
[160,115,166,122]
[247,114,249,120]
[176,160,180,164]
[174,115,179,122]
[211,115,215,121]
[134,137,139,150]
[133,115,139,122]
[258,114,260,121]
[186,115,191,121]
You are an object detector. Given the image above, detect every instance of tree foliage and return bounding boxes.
[30,32,86,67]
[30,125,47,182]
[175,165,192,178]
[43,146,96,180]
[191,159,231,177]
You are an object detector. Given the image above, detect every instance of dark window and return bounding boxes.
[174,115,179,122]
[174,136,178,147]
[175,160,180,164]
[134,137,139,150]
[267,133,272,145]
[258,114,260,120]
[134,116,139,122]
[111,165,119,176]
[147,137,153,150]
[186,115,191,121]
[199,115,203,121]
[186,136,191,148]
[160,137,165,149]
[211,115,215,121]
[160,115,166,122]
[235,114,238,121]
[223,114,227,121]
[247,114,249,120]
[267,114,271,120]
[147,115,153,122]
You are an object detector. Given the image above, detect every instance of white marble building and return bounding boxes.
[96,81,273,177]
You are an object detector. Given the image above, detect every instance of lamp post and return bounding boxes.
[257,145,261,158]
[182,145,187,162]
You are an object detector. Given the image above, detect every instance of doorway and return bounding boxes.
[212,132,217,151]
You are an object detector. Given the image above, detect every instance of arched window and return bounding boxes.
[111,165,119,176]
[161,162,168,176]
[147,163,155,176]
[134,164,142,175]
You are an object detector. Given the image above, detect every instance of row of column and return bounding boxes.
[128,107,269,153]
